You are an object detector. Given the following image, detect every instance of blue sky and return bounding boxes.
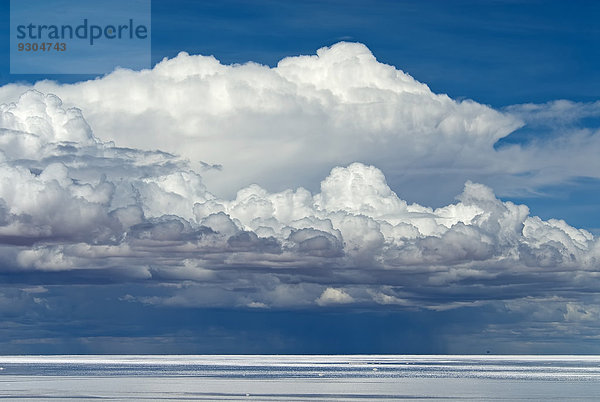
[3,0,599,105]
[150,0,600,106]
[0,0,599,354]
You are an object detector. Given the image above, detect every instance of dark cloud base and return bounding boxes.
[2,283,599,355]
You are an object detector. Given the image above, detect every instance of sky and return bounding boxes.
[0,0,599,354]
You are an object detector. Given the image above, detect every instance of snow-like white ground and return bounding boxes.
[1,355,599,400]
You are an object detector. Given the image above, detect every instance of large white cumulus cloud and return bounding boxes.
[0,42,528,201]
[1,42,597,206]
[0,89,598,314]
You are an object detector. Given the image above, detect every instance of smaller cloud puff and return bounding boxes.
[316,288,354,306]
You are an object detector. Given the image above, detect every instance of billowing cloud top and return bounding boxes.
[2,42,598,210]
[0,42,529,201]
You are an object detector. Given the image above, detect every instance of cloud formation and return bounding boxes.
[1,43,598,207]
[0,90,598,318]
[0,42,523,203]
[1,43,600,353]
